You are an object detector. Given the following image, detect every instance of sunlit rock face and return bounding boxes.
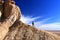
[0,1,21,40]
[0,1,60,40]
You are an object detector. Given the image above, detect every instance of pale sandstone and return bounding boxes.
[0,1,20,40]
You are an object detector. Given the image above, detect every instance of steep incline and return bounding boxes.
[3,21,60,40]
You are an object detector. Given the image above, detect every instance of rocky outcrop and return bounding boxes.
[0,1,21,40]
[0,12,18,40]
[0,0,60,40]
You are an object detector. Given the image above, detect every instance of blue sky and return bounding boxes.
[15,0,60,30]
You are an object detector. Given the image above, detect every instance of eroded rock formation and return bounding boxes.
[0,0,60,40]
[0,0,20,40]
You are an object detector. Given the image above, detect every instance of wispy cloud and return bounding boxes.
[39,23,60,30]
[20,15,41,24]
[20,15,60,30]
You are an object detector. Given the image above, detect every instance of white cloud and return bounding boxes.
[38,23,60,30]
[20,15,41,24]
[20,15,60,30]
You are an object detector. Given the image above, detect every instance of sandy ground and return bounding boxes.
[47,30,60,36]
